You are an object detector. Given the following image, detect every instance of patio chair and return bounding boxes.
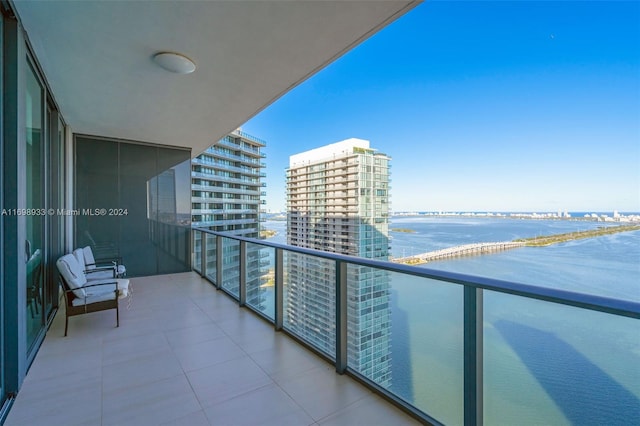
[73,248,116,280]
[56,254,131,336]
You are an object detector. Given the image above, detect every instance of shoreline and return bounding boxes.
[393,224,640,265]
[516,224,640,247]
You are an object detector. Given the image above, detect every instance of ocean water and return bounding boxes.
[389,216,640,301]
[262,218,640,425]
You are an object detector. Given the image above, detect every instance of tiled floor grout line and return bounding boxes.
[184,277,322,424]
[8,272,417,426]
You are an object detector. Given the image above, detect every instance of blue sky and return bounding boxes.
[243,1,640,213]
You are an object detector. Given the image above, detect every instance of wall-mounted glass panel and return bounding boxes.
[75,136,191,277]
[75,137,118,259]
[156,147,192,274]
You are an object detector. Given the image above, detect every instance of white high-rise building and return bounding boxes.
[286,138,392,386]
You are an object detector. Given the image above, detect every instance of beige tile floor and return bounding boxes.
[6,272,421,426]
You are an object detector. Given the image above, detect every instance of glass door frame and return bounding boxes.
[0,4,5,414]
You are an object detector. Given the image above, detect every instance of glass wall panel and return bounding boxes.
[75,136,191,276]
[345,265,392,388]
[156,147,192,274]
[359,271,464,426]
[205,234,216,283]
[245,242,272,319]
[221,237,240,297]
[25,61,44,352]
[193,231,202,273]
[120,143,157,274]
[283,251,336,359]
[484,292,640,426]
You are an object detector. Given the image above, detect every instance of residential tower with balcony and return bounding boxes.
[191,129,267,308]
[286,138,392,386]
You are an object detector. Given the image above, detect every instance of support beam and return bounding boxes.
[200,231,207,277]
[239,240,246,307]
[335,260,348,374]
[274,248,283,331]
[215,235,223,290]
[464,286,483,426]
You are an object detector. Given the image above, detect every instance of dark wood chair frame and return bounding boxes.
[59,275,120,336]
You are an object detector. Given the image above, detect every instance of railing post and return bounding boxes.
[335,260,348,374]
[200,231,207,278]
[275,248,283,331]
[464,286,483,426]
[216,236,223,290]
[239,240,246,307]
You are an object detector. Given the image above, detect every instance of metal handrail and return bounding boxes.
[194,227,640,319]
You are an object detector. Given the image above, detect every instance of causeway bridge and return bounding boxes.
[392,241,525,265]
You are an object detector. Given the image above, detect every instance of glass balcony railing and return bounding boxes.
[191,185,262,196]
[192,230,202,273]
[203,147,262,165]
[192,228,640,426]
[230,129,267,147]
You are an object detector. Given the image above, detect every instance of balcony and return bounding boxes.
[190,230,639,425]
[6,272,417,426]
[192,171,260,186]
[203,148,262,166]
[7,230,639,426]
[230,129,267,147]
[192,160,263,176]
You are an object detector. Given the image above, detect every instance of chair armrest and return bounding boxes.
[85,265,116,273]
[82,281,119,290]
[85,266,116,278]
[94,256,123,265]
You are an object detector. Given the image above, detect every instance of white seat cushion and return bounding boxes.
[56,254,88,298]
[70,291,116,306]
[71,278,130,306]
[82,246,97,270]
[72,248,85,270]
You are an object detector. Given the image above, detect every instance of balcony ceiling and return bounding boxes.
[13,1,417,157]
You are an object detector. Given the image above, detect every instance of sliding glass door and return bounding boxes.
[0,6,66,414]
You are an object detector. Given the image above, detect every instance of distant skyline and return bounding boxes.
[243,1,640,213]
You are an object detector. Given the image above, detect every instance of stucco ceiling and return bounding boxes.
[13,0,418,157]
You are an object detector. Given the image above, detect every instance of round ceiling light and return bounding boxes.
[153,52,196,74]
